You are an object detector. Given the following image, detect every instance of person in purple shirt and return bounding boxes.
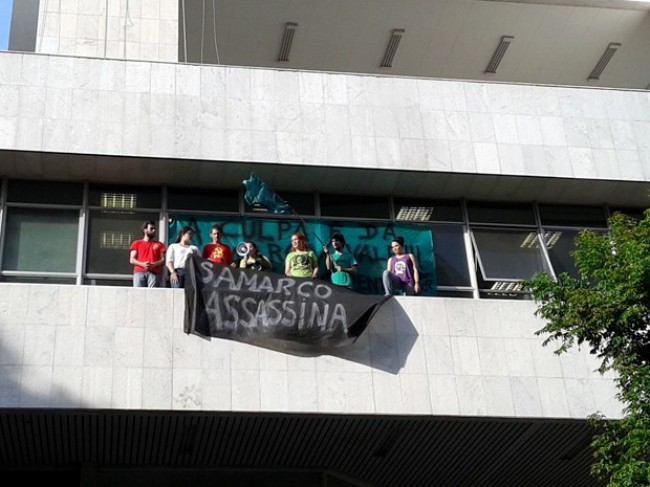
[382,236,421,296]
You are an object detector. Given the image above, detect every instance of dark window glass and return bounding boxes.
[7,180,83,205]
[244,191,314,216]
[395,198,462,222]
[88,184,161,209]
[86,210,159,275]
[539,204,607,228]
[168,186,239,212]
[431,224,470,286]
[320,194,389,219]
[543,228,608,279]
[472,228,551,281]
[2,207,79,272]
[435,290,474,298]
[83,278,132,287]
[467,201,535,225]
[609,207,646,221]
[1,276,76,285]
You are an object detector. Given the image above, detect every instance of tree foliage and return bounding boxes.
[525,210,650,486]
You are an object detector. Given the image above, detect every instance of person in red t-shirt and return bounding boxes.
[202,224,235,267]
[129,220,166,287]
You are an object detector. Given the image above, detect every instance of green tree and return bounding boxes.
[525,210,650,487]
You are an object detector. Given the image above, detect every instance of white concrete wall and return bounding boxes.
[0,283,622,419]
[36,0,178,62]
[1,51,649,181]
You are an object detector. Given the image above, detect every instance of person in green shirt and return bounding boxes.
[323,232,357,289]
[285,231,318,278]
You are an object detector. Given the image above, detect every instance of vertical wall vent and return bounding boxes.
[278,22,298,62]
[380,29,405,68]
[588,42,621,80]
[485,35,514,74]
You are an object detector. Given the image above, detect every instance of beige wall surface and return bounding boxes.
[0,283,622,419]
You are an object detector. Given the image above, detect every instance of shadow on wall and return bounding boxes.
[0,337,79,409]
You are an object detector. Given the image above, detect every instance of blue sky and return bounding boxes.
[0,0,13,50]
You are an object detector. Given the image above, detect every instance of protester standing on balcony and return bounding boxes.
[323,232,357,289]
[382,236,420,296]
[239,241,272,271]
[166,226,200,288]
[129,220,166,287]
[285,231,318,278]
[202,224,235,267]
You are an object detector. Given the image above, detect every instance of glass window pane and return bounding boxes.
[168,187,239,212]
[244,191,314,216]
[609,206,646,221]
[320,194,389,219]
[86,210,159,275]
[1,276,76,285]
[2,208,79,272]
[7,180,83,205]
[467,201,535,225]
[472,228,551,280]
[83,278,132,287]
[544,228,607,279]
[88,184,161,209]
[539,204,607,227]
[431,224,471,286]
[394,198,462,222]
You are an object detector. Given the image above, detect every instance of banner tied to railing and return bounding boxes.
[184,255,390,352]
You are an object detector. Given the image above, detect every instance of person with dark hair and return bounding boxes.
[285,231,318,278]
[239,241,272,271]
[166,226,199,288]
[202,223,235,267]
[323,232,357,288]
[383,236,420,296]
[129,220,166,287]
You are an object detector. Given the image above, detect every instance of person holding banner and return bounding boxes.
[202,224,235,267]
[383,236,421,296]
[285,232,319,278]
[323,232,357,289]
[239,241,272,271]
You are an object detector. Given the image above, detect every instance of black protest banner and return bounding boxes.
[184,254,390,352]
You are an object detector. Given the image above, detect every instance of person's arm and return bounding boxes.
[129,249,149,270]
[285,254,292,277]
[149,251,166,271]
[260,255,272,270]
[386,258,392,273]
[323,246,333,271]
[409,253,421,295]
[166,247,178,284]
[311,251,318,278]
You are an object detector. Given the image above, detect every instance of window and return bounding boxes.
[244,191,314,216]
[468,201,536,225]
[86,210,159,276]
[394,198,462,222]
[88,184,161,209]
[431,224,471,288]
[7,180,83,205]
[539,204,607,228]
[168,187,239,212]
[471,227,552,294]
[320,194,389,219]
[2,207,79,273]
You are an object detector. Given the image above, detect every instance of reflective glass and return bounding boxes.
[544,228,607,279]
[320,194,389,219]
[472,228,551,280]
[7,180,83,205]
[431,224,471,286]
[168,187,239,212]
[2,207,79,272]
[467,202,535,225]
[394,198,462,222]
[86,210,159,275]
[539,204,607,228]
[88,184,161,209]
[244,191,314,216]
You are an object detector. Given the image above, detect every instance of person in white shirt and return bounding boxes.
[166,226,199,288]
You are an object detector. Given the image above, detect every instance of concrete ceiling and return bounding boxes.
[181,0,650,90]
